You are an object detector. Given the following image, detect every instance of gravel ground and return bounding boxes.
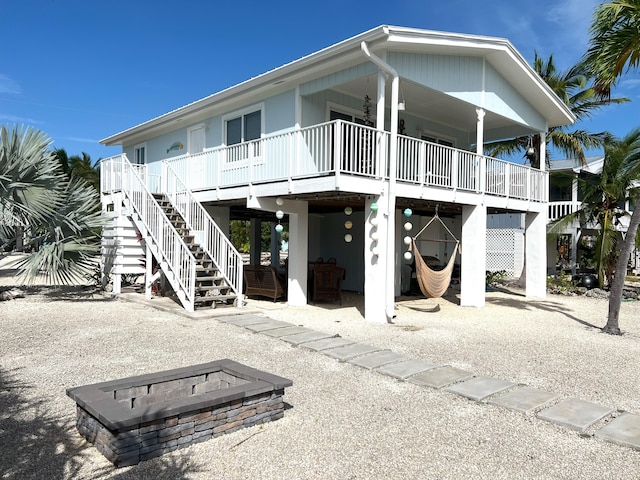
[1,263,640,479]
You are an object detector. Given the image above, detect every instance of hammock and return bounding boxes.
[410,214,460,298]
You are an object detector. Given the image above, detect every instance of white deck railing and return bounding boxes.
[101,154,197,312]
[163,162,244,303]
[164,120,547,203]
[548,201,578,221]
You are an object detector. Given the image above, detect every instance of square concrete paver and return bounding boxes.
[489,387,560,414]
[280,331,335,346]
[244,320,292,332]
[324,343,384,361]
[301,337,355,351]
[446,376,516,402]
[537,398,614,432]
[408,366,473,388]
[262,326,312,338]
[348,351,408,370]
[221,315,271,327]
[375,359,440,380]
[595,413,640,450]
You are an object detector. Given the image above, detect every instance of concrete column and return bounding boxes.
[460,204,486,307]
[250,218,261,265]
[538,131,547,171]
[364,194,388,323]
[476,108,485,155]
[287,205,308,306]
[525,211,547,298]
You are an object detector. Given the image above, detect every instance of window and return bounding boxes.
[133,143,146,165]
[224,107,262,162]
[421,135,454,147]
[225,109,261,145]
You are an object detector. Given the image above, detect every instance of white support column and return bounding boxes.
[145,244,153,300]
[538,131,547,171]
[286,205,308,306]
[247,197,308,306]
[460,204,486,307]
[476,108,485,155]
[525,211,547,298]
[364,194,387,323]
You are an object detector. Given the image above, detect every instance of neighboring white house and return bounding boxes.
[99,25,574,322]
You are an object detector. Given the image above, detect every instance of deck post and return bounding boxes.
[460,204,486,307]
[364,194,388,323]
[525,210,547,298]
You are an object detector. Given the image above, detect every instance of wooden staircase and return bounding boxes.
[153,193,237,309]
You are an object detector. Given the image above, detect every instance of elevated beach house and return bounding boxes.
[99,25,575,322]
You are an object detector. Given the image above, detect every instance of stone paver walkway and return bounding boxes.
[216,313,640,452]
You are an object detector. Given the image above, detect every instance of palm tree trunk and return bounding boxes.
[604,199,640,334]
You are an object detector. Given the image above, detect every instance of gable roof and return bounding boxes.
[101,25,575,147]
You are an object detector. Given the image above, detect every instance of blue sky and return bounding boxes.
[1,0,637,163]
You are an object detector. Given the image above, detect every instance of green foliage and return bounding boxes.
[584,0,640,93]
[486,270,507,286]
[229,220,287,254]
[485,53,627,167]
[547,275,579,294]
[0,124,104,285]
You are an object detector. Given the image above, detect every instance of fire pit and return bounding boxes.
[67,359,292,467]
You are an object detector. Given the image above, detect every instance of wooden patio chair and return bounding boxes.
[312,263,345,305]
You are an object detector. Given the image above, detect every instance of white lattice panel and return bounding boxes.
[486,229,524,276]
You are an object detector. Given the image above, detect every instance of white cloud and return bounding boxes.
[0,113,42,125]
[62,136,99,144]
[545,0,600,55]
[0,74,22,95]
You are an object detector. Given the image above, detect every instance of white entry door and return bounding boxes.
[188,125,206,188]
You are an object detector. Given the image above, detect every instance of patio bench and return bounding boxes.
[243,264,286,302]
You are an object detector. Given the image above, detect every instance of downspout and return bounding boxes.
[361,41,399,322]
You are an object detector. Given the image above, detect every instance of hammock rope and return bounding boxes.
[410,213,460,298]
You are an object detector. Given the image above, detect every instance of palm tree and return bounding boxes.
[584,1,640,335]
[52,148,100,191]
[551,132,640,290]
[486,53,627,168]
[0,125,103,285]
[584,0,640,96]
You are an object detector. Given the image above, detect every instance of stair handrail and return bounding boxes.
[163,162,243,304]
[117,154,197,311]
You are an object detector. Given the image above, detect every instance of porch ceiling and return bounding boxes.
[333,75,529,141]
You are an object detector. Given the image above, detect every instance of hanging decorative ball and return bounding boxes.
[403,236,412,246]
[372,247,380,256]
[371,231,379,241]
[404,208,413,218]
[275,224,284,233]
[275,210,284,220]
[276,197,284,206]
[370,217,379,227]
[344,206,353,215]
[344,233,353,243]
[404,251,413,261]
[344,220,353,230]
[370,202,378,212]
[404,222,413,231]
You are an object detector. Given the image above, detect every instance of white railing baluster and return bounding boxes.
[162,162,243,303]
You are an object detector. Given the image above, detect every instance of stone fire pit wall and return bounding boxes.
[66,359,293,467]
